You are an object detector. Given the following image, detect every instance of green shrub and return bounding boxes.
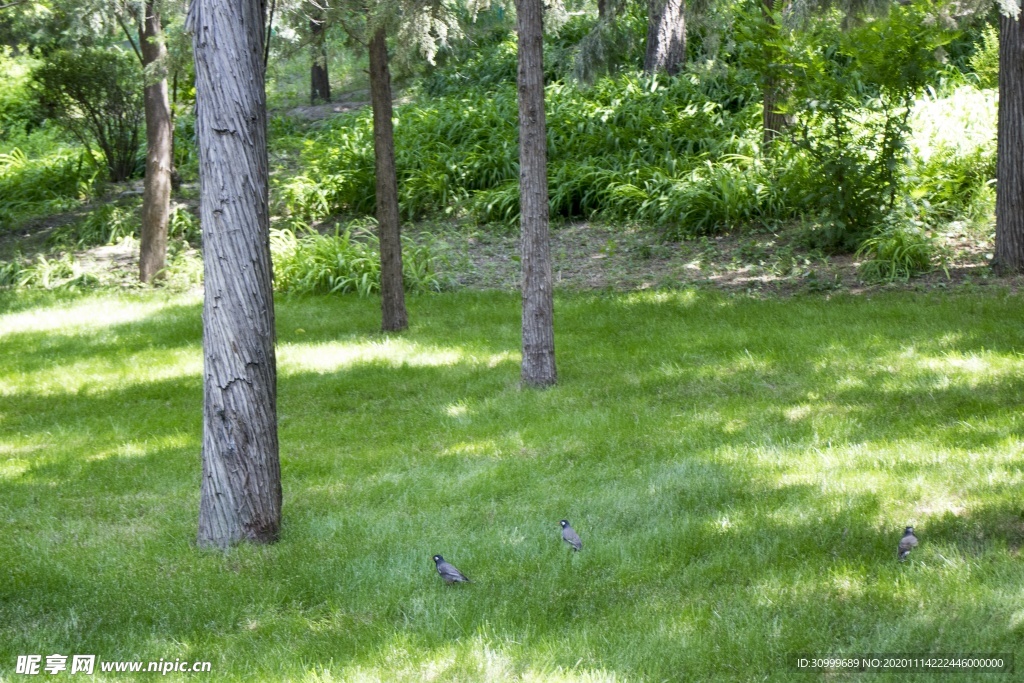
[0,257,23,287]
[49,200,140,248]
[11,252,99,290]
[856,212,940,282]
[760,1,956,250]
[283,73,773,233]
[32,47,144,182]
[170,206,201,244]
[270,222,440,295]
[0,146,100,226]
[0,49,43,140]
[968,24,998,89]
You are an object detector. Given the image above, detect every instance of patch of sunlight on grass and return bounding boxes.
[872,349,1024,391]
[828,568,868,600]
[278,339,516,375]
[0,347,201,397]
[616,288,699,307]
[86,433,195,463]
[441,440,499,458]
[0,293,199,338]
[444,401,469,418]
[0,458,30,479]
[304,635,625,683]
[784,404,812,421]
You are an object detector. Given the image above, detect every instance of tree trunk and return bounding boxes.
[309,11,330,105]
[644,0,686,76]
[368,27,408,332]
[598,0,609,21]
[515,0,556,387]
[188,0,282,548]
[139,0,172,283]
[996,12,1024,273]
[760,0,791,149]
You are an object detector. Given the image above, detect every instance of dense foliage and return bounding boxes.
[0,0,1003,288]
[31,47,144,183]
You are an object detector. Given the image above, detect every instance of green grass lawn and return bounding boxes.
[2,288,1023,681]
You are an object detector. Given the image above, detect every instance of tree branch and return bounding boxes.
[116,10,144,65]
[0,0,30,11]
[264,0,276,68]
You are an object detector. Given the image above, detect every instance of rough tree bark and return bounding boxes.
[996,11,1024,272]
[188,0,282,547]
[368,27,408,332]
[760,0,791,149]
[139,0,172,283]
[309,9,330,104]
[515,0,556,387]
[644,0,686,76]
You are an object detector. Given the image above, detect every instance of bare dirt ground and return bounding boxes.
[3,207,1015,296]
[420,219,1015,297]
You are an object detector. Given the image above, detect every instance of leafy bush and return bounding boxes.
[281,72,776,235]
[856,215,940,282]
[270,222,440,295]
[173,111,198,183]
[968,24,998,89]
[170,206,201,244]
[49,200,140,248]
[32,47,144,182]
[0,146,100,226]
[7,252,99,290]
[0,49,43,140]
[764,1,957,250]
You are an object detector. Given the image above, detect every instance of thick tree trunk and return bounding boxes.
[996,12,1024,273]
[761,0,791,149]
[309,12,330,105]
[188,0,282,548]
[368,28,408,332]
[515,0,556,387]
[644,0,686,76]
[139,0,172,283]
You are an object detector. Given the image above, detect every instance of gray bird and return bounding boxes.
[433,555,471,584]
[560,519,582,551]
[898,526,918,561]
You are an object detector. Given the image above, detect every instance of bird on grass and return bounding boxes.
[560,519,582,552]
[898,526,918,561]
[433,555,471,584]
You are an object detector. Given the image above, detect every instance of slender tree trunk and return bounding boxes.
[644,0,686,76]
[188,0,282,548]
[760,0,791,149]
[368,27,408,332]
[515,0,556,387]
[598,0,609,21]
[139,0,172,283]
[996,12,1024,273]
[309,11,330,105]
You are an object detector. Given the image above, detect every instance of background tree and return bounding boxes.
[644,0,685,75]
[136,0,173,283]
[516,0,557,387]
[995,1,1024,272]
[188,0,282,547]
[325,0,461,332]
[310,5,330,104]
[760,0,792,148]
[368,22,407,331]
[325,5,408,331]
